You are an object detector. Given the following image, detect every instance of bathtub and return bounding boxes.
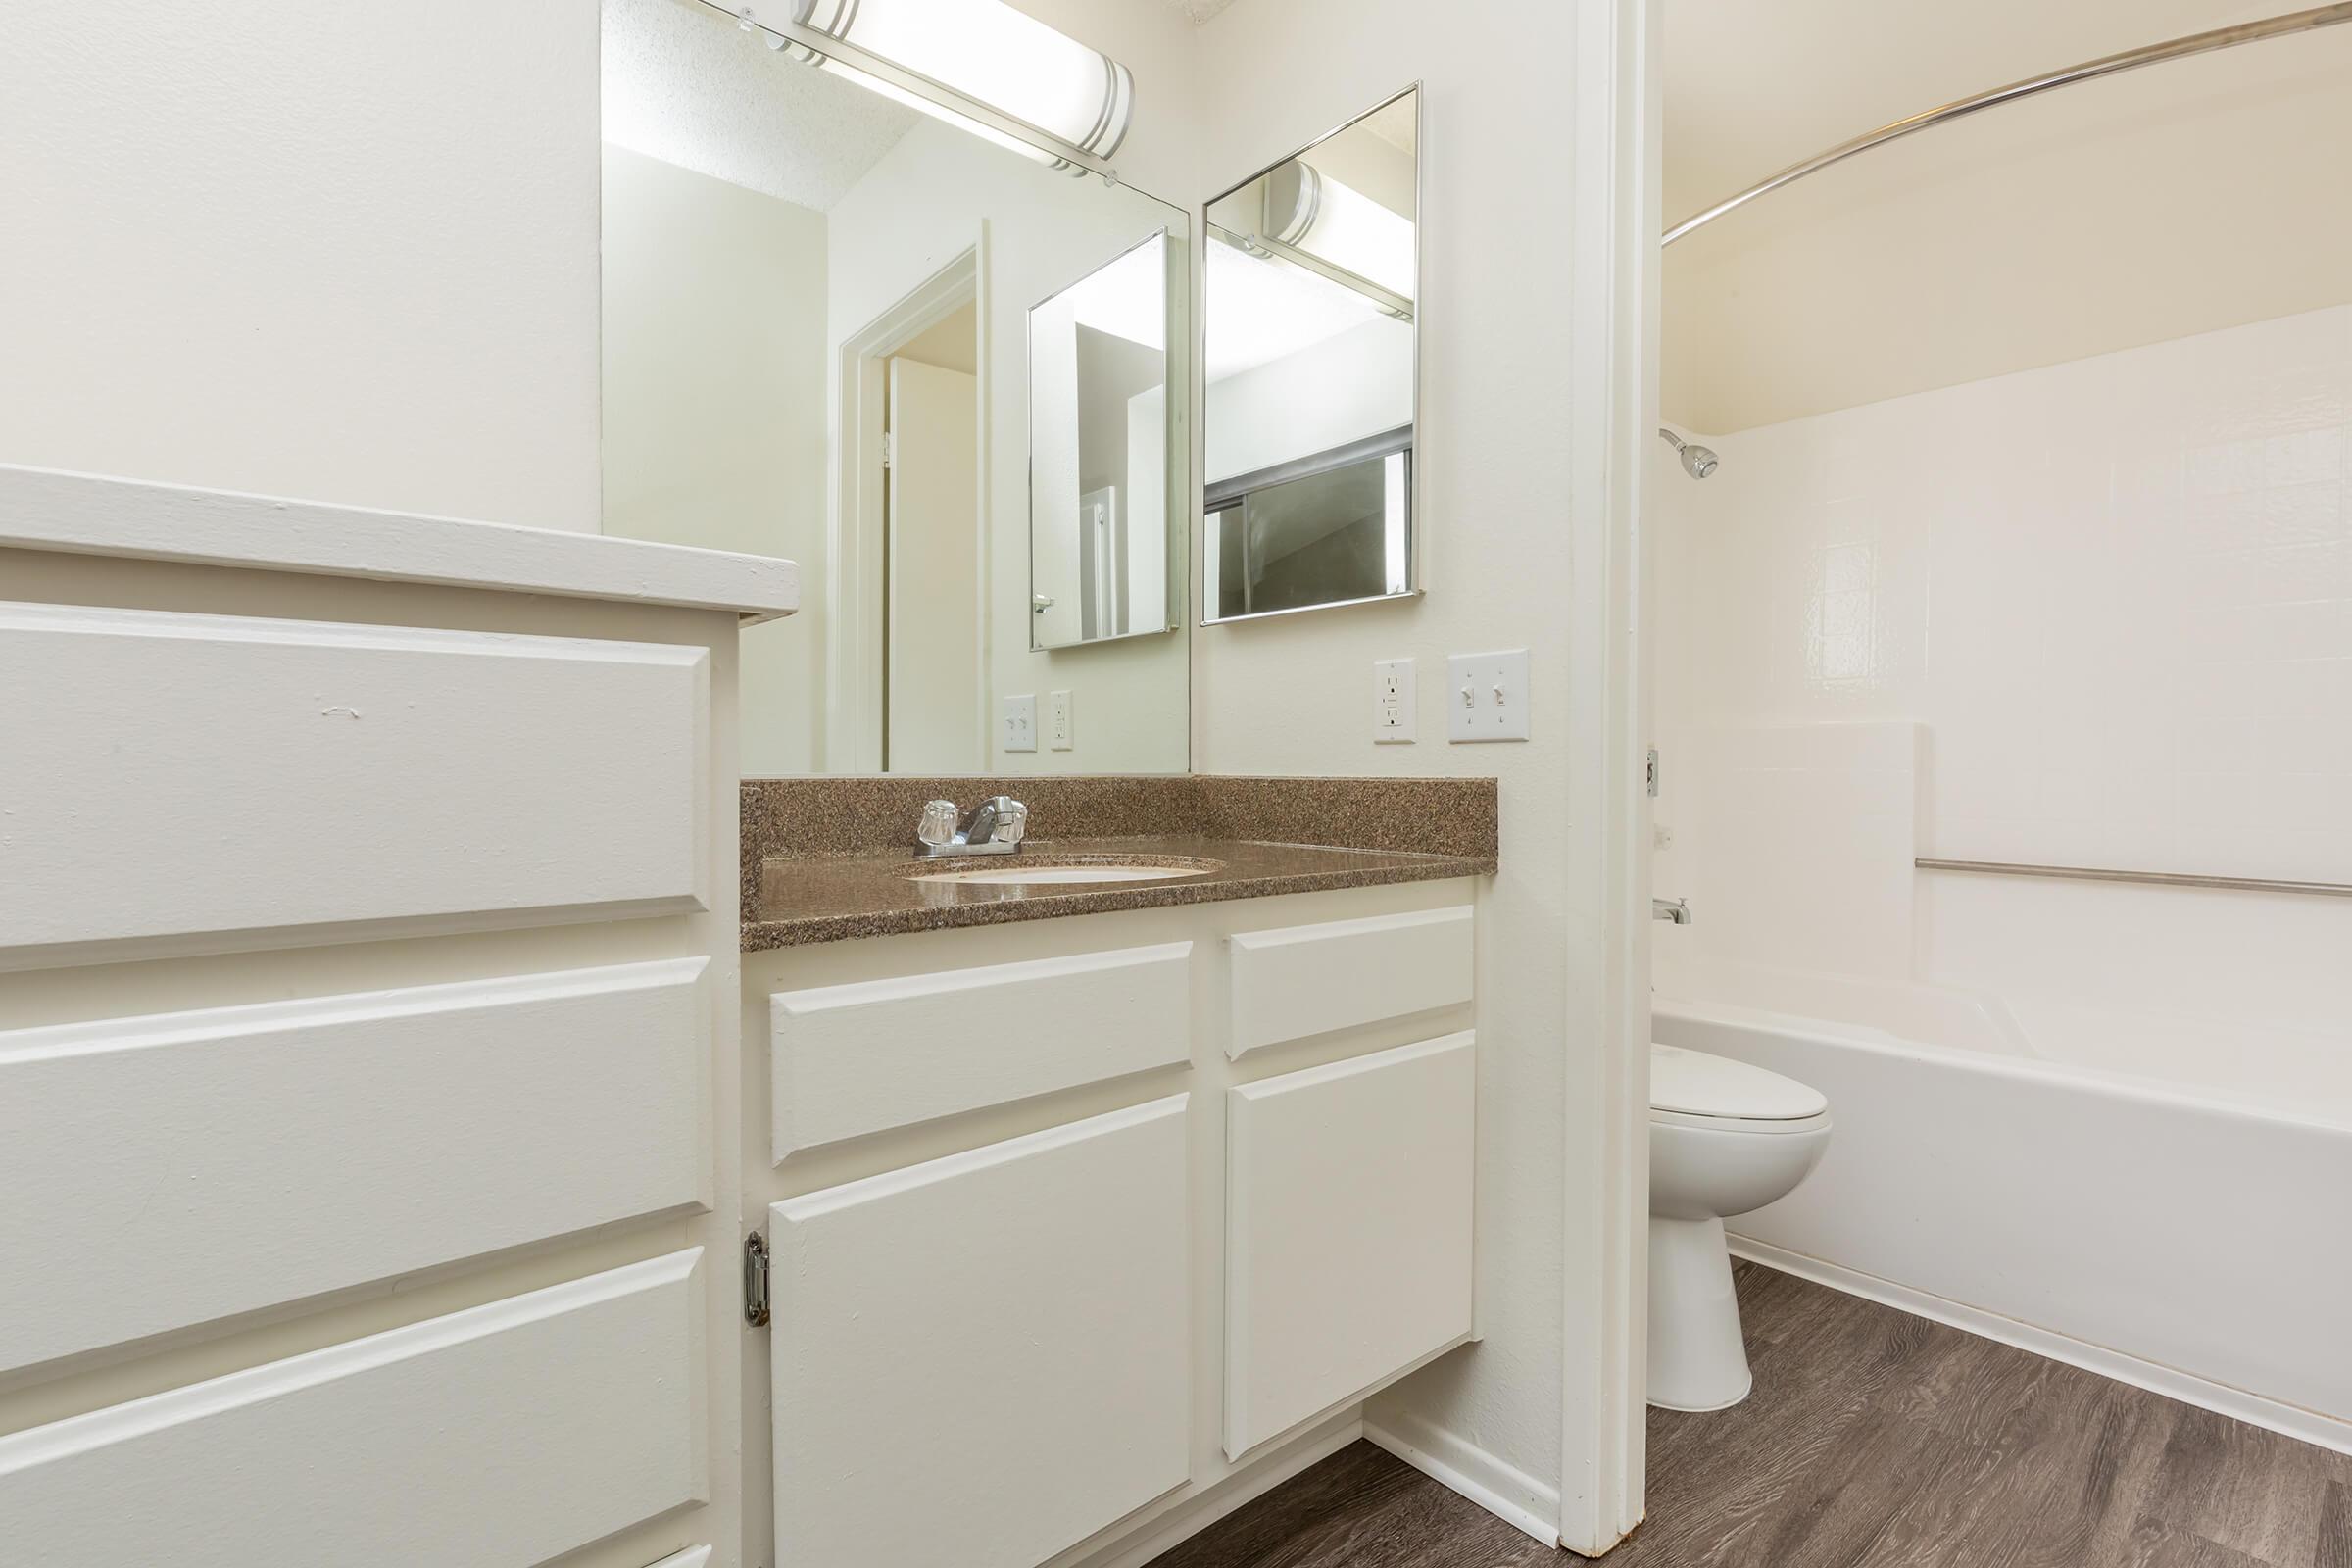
[1652,960,2352,1453]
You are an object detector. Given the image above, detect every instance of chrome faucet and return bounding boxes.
[1652,897,1692,925]
[914,796,1028,858]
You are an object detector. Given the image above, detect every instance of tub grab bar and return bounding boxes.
[1916,858,2352,900]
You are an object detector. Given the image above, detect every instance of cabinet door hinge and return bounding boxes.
[1646,747,1661,799]
[744,1232,771,1327]
[881,431,897,470]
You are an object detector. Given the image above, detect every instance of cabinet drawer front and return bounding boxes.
[1225,1034,1476,1456]
[0,958,710,1375]
[772,1097,1191,1568]
[0,1250,708,1568]
[769,941,1192,1160]
[1227,906,1472,1057]
[0,602,710,963]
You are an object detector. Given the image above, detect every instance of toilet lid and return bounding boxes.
[1650,1043,1828,1121]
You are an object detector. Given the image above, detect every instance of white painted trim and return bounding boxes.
[0,465,799,621]
[830,247,981,771]
[1071,1414,1366,1568]
[1730,1236,2352,1460]
[1365,1405,1562,1549]
[1558,0,1661,1552]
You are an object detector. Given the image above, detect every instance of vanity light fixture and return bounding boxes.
[737,0,1133,175]
[1256,161,1415,303]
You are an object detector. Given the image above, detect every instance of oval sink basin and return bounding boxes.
[914,863,1209,886]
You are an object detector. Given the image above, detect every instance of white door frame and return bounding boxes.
[1559,0,1659,1554]
[827,242,987,772]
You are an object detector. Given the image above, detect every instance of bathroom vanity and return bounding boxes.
[0,466,792,1568]
[739,777,1494,1568]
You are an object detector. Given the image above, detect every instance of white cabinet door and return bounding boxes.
[0,1251,708,1568]
[0,601,710,965]
[1225,1033,1476,1456]
[771,1097,1191,1568]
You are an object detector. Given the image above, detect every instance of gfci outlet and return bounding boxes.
[1372,658,1416,743]
[1048,689,1074,751]
[1002,693,1038,753]
[1447,649,1532,742]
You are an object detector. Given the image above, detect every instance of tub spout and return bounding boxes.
[1653,897,1693,925]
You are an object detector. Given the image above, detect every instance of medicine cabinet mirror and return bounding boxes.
[1027,230,1185,651]
[597,0,1192,775]
[1201,85,1420,625]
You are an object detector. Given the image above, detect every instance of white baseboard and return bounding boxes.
[1066,1412,1366,1568]
[1362,1403,1560,1548]
[1730,1235,2352,1460]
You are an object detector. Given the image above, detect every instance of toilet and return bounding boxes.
[1647,1042,1832,1411]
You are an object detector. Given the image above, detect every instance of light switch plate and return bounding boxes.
[1048,689,1074,751]
[1447,649,1532,742]
[1372,658,1416,743]
[1002,693,1038,753]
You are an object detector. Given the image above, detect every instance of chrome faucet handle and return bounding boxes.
[958,795,1027,845]
[957,798,1003,844]
[914,797,1027,858]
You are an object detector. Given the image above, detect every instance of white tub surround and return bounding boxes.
[0,469,792,1568]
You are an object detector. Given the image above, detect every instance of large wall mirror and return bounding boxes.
[599,0,1191,775]
[1201,87,1420,625]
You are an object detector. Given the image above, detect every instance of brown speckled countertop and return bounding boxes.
[742,776,1496,950]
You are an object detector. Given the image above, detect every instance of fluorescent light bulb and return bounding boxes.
[790,0,1132,169]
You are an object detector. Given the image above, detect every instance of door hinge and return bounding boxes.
[744,1232,771,1327]
[881,431,897,470]
[1646,747,1661,799]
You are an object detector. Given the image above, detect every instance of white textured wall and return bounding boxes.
[1655,305,2352,1083]
[601,144,830,774]
[0,0,602,530]
[1191,0,1590,1515]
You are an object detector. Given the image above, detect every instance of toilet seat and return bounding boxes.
[1649,1043,1828,1134]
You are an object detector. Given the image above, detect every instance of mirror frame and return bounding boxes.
[1199,81,1425,628]
[1025,224,1191,653]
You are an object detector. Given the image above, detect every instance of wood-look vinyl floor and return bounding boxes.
[1145,1264,2352,1568]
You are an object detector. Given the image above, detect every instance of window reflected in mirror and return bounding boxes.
[1201,87,1418,625]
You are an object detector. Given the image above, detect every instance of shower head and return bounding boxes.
[1657,426,1719,480]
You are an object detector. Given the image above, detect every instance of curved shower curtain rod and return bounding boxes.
[1664,2,2352,246]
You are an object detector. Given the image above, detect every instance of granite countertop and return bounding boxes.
[740,775,1499,951]
[743,834,1494,950]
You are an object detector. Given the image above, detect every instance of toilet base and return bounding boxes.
[1647,1215,1754,1411]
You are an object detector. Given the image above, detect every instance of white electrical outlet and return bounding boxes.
[1372,658,1416,743]
[1048,689,1074,751]
[1001,693,1038,753]
[1446,649,1532,742]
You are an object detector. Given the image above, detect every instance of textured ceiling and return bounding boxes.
[1157,0,1245,23]
[602,0,915,211]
